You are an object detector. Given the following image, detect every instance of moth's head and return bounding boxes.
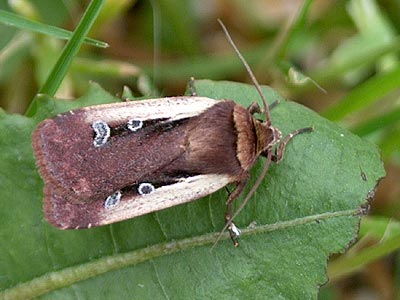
[253,120,281,155]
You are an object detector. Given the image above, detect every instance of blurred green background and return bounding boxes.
[0,0,399,299]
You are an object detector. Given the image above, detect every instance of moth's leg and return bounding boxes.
[269,99,280,110]
[225,179,248,247]
[247,100,280,115]
[188,77,197,96]
[272,127,313,163]
[247,102,262,115]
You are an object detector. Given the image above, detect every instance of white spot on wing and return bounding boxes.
[92,120,110,147]
[127,119,143,132]
[138,183,155,195]
[104,191,122,208]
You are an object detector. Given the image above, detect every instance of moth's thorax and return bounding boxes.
[254,121,281,154]
[233,105,281,171]
[233,104,256,171]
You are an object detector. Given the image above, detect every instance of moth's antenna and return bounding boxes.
[213,20,274,247]
[217,19,272,126]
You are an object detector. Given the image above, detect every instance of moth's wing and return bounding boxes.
[44,174,233,229]
[32,96,219,203]
[32,96,236,228]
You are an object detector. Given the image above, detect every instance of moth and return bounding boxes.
[32,20,312,246]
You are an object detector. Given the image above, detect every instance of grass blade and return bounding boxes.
[0,9,108,48]
[25,0,105,116]
[322,65,400,121]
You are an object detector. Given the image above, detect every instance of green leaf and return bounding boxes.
[0,81,384,299]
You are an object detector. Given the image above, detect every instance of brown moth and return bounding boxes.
[32,20,312,246]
